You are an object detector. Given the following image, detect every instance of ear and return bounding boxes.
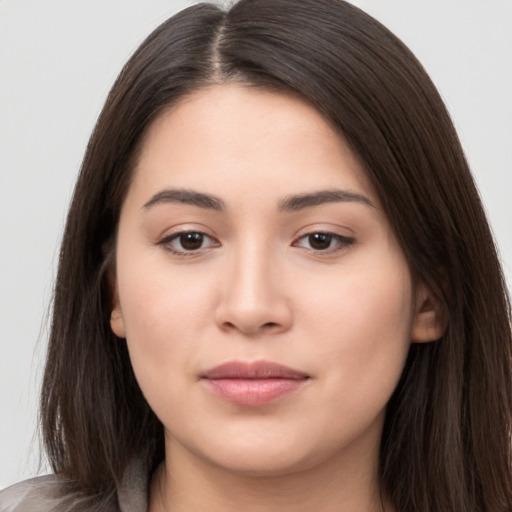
[108,270,126,339]
[411,282,447,343]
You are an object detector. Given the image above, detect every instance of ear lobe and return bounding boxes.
[110,304,126,339]
[108,269,126,339]
[411,283,447,343]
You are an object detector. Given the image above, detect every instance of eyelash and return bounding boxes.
[292,232,355,254]
[158,231,219,256]
[158,230,354,256]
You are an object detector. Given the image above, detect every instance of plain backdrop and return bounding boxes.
[1,0,511,489]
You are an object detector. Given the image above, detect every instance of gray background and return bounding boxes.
[1,0,511,488]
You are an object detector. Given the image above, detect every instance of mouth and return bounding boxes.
[200,360,310,407]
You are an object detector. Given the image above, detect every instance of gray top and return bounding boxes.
[0,460,148,512]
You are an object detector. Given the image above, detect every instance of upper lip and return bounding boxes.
[201,360,309,380]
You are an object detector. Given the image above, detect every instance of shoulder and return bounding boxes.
[0,474,63,512]
[0,459,148,512]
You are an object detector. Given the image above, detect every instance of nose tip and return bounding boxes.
[214,267,292,337]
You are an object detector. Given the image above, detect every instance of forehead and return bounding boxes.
[129,84,376,207]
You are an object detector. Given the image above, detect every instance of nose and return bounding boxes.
[214,244,292,336]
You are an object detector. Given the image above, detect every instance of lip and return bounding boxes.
[200,360,310,407]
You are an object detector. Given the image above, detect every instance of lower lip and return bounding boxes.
[202,378,308,406]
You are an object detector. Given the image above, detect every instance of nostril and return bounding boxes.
[221,320,281,334]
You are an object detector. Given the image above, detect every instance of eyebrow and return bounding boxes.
[143,189,225,211]
[142,187,374,212]
[278,189,374,211]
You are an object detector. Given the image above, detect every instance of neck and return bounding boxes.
[149,438,388,512]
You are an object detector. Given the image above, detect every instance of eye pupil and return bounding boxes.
[308,233,332,250]
[180,232,203,250]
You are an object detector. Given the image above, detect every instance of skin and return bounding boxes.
[111,84,443,512]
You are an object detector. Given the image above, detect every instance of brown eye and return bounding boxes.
[293,231,355,253]
[179,232,204,250]
[160,231,218,255]
[308,233,333,250]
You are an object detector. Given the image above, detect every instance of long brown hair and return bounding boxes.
[41,1,512,510]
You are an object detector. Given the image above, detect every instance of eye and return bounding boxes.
[293,232,354,253]
[159,231,219,255]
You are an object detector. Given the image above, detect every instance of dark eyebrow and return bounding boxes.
[143,188,225,211]
[278,189,374,211]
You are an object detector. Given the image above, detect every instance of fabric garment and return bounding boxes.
[0,459,148,512]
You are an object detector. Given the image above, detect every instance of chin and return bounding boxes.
[208,450,317,477]
[187,432,334,478]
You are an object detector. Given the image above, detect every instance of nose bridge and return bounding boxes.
[216,236,291,334]
[231,239,273,305]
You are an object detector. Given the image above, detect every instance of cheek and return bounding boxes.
[117,235,216,333]
[301,257,413,335]
[115,250,216,394]
[295,253,414,404]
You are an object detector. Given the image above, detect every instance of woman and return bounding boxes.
[1,0,511,511]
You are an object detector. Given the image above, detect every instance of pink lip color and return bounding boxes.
[201,361,309,407]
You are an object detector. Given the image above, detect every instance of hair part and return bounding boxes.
[41,1,512,511]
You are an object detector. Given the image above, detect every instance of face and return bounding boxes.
[111,84,435,479]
